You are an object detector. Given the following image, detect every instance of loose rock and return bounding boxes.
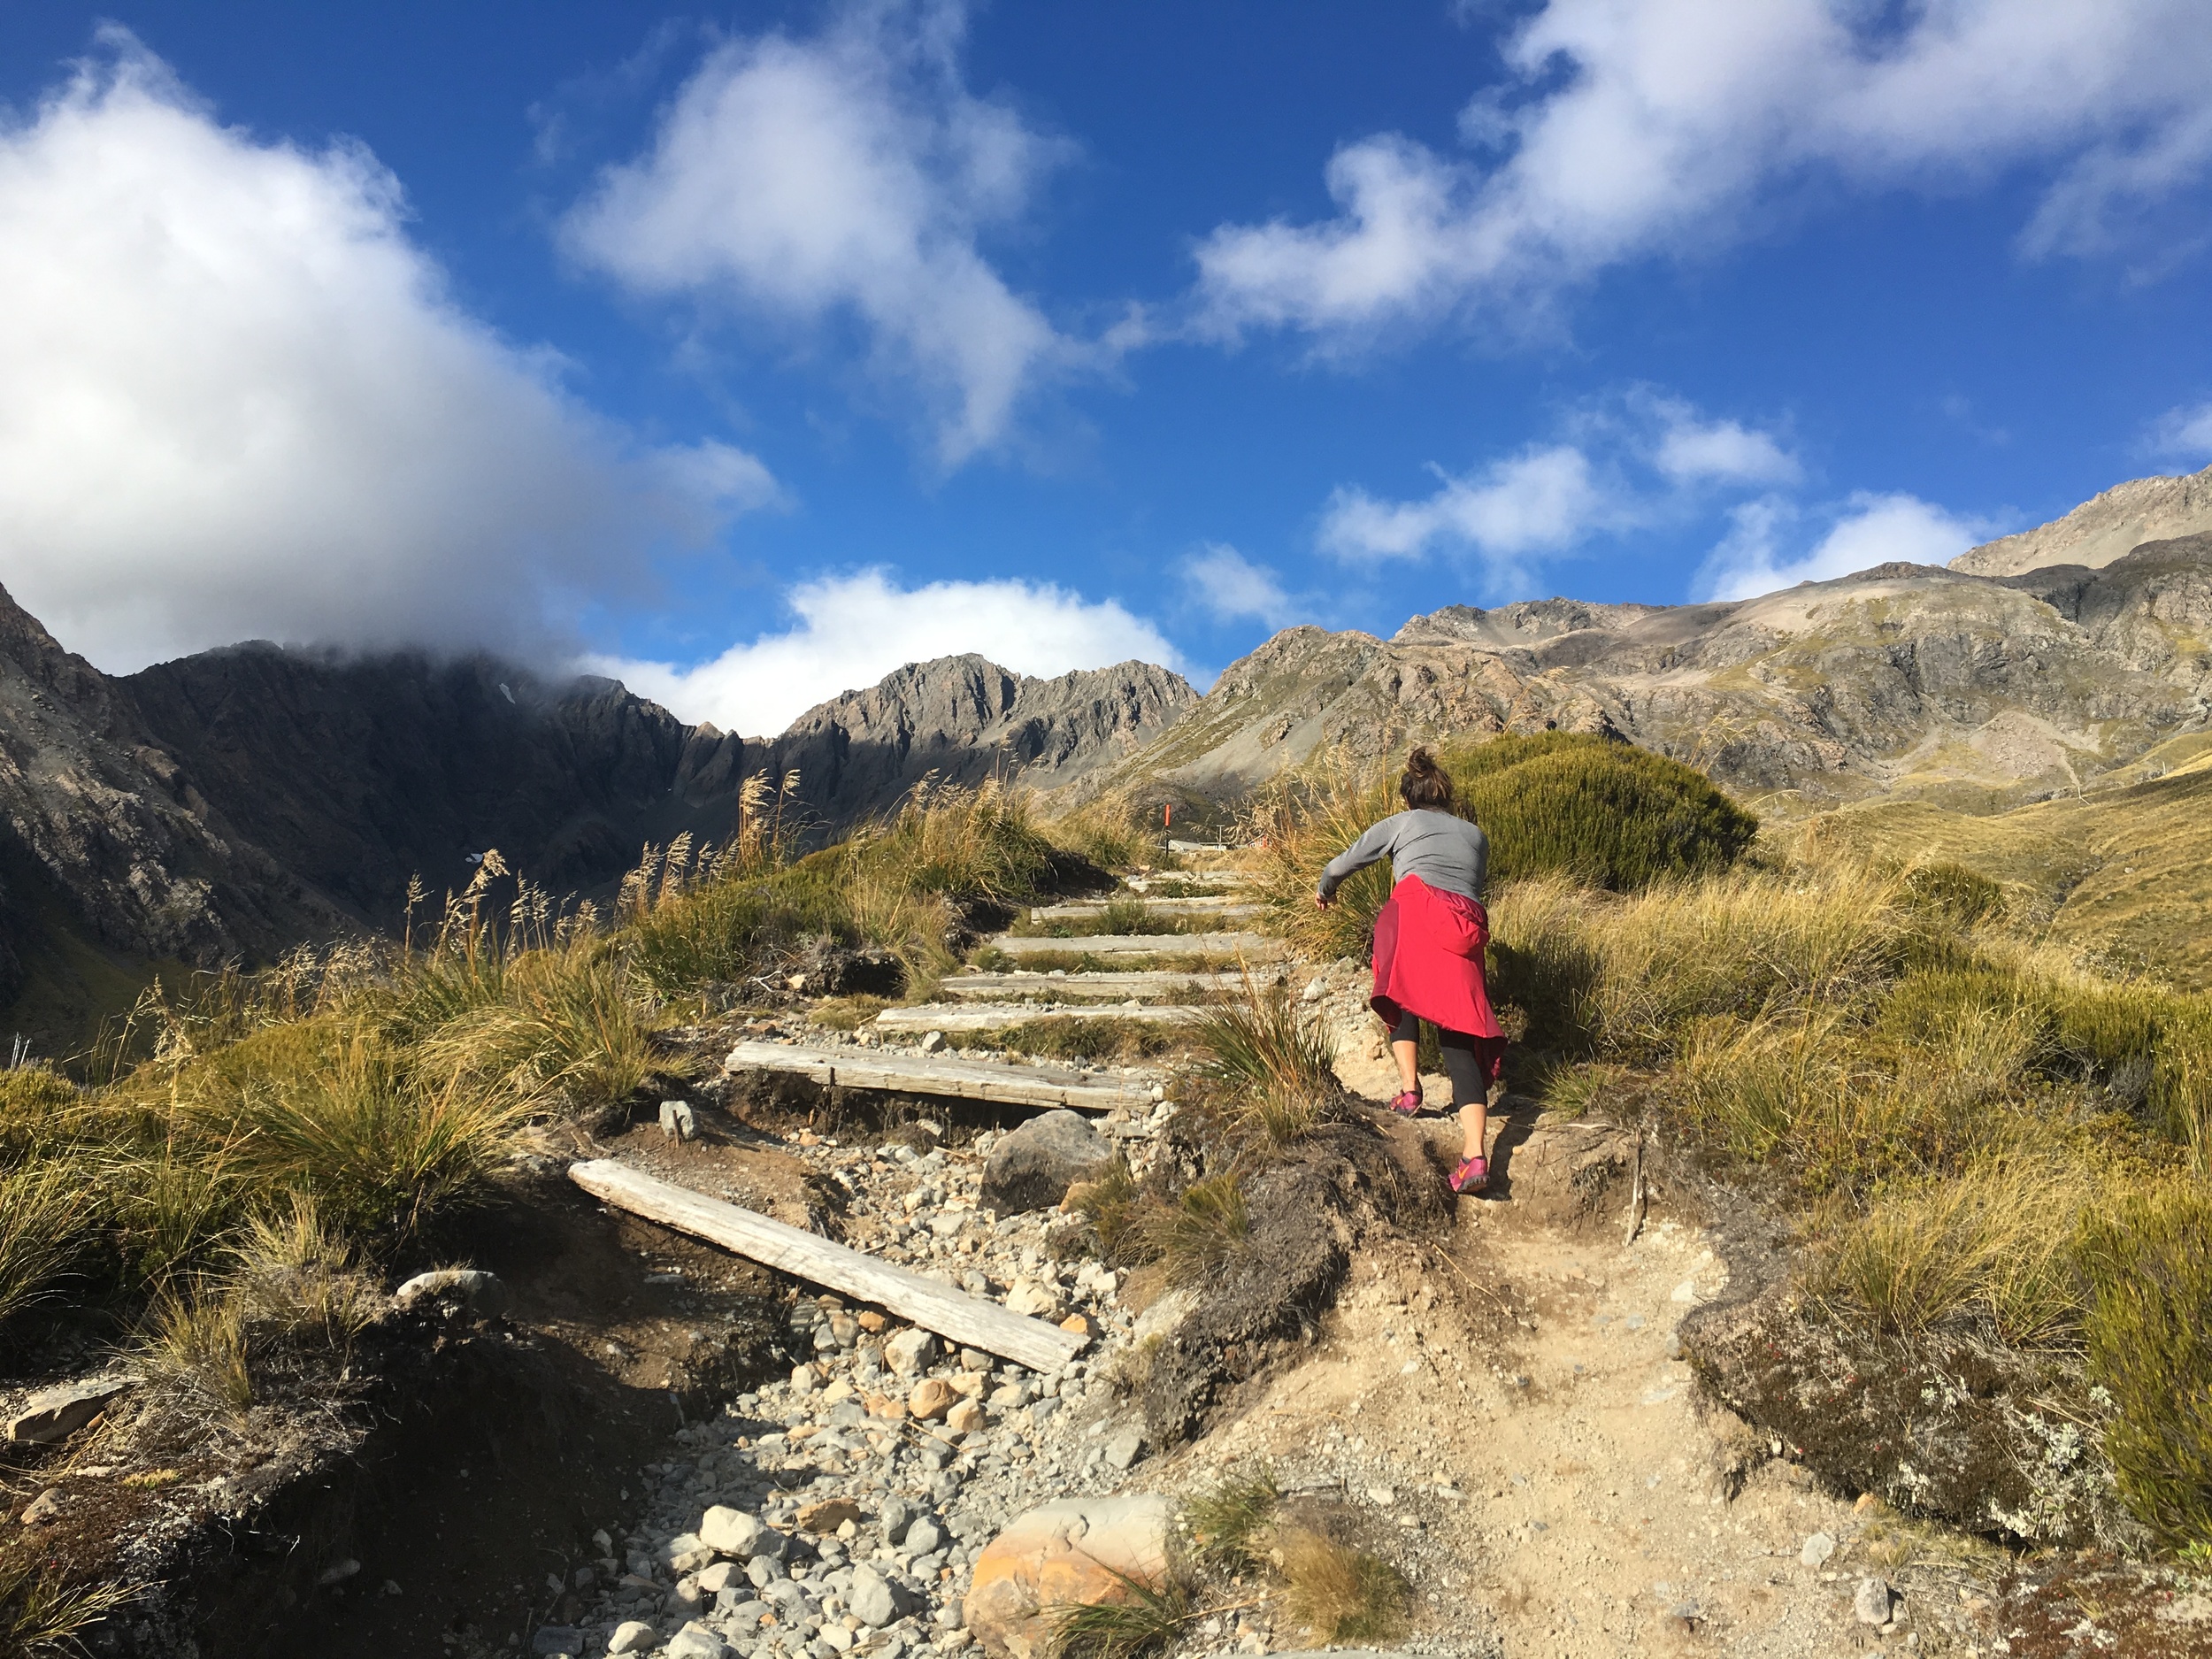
[885,1328,940,1377]
[393,1267,510,1318]
[5,1379,133,1445]
[1801,1532,1836,1567]
[1855,1577,1895,1625]
[849,1563,902,1628]
[981,1110,1114,1215]
[609,1620,661,1654]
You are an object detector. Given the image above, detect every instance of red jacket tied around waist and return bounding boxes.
[1369,873,1502,1040]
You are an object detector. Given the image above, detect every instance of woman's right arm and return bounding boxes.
[1317,817,1399,901]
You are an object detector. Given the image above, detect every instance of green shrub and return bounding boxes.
[1440,733,1759,890]
[2083,1182,2212,1549]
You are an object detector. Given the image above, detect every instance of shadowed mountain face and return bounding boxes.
[1085,541,2212,816]
[0,585,343,1018]
[0,608,1194,1043]
[770,654,1198,826]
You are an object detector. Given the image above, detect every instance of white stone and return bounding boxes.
[849,1564,901,1628]
[659,1100,697,1141]
[609,1621,661,1654]
[1800,1532,1836,1568]
[885,1328,940,1376]
[699,1507,775,1559]
[664,1624,731,1659]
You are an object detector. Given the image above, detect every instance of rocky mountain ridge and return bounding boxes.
[1951,461,2212,577]
[1083,536,2212,815]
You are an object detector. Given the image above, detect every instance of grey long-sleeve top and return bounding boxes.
[1317,809,1489,903]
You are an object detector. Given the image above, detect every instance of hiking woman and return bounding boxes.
[1315,748,1505,1194]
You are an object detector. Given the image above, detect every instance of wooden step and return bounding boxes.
[724,1039,1144,1112]
[937,969,1279,999]
[986,931,1284,960]
[1029,896,1264,921]
[570,1160,1084,1373]
[873,1003,1206,1033]
[1125,871,1256,893]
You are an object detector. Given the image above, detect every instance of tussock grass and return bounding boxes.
[1139,1173,1254,1287]
[1188,975,1340,1145]
[0,1156,96,1328]
[2082,1180,2212,1549]
[1273,1525,1409,1643]
[1044,1565,1193,1659]
[1814,1161,2097,1346]
[0,1556,143,1657]
[1184,1468,1281,1570]
[1044,790,1158,872]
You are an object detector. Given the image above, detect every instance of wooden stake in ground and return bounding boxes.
[568,1159,1087,1373]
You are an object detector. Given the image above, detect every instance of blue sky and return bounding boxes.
[3,2,2211,734]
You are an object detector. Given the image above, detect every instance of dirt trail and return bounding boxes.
[1152,1096,2009,1657]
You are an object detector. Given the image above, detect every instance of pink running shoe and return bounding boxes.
[1388,1089,1423,1115]
[1450,1155,1489,1194]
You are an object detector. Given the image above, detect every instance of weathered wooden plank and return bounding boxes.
[569,1160,1084,1373]
[1029,897,1264,921]
[1124,872,1256,892]
[939,969,1274,999]
[872,1003,1205,1033]
[723,1040,1138,1112]
[988,932,1284,959]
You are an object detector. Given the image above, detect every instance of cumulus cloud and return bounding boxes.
[592,569,1189,736]
[565,0,1082,465]
[1317,388,1794,579]
[1195,0,2212,342]
[2147,399,2212,461]
[1181,544,1302,630]
[1320,447,1603,575]
[1698,493,1987,601]
[0,32,772,674]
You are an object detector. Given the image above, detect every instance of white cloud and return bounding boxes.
[1182,544,1302,629]
[0,32,772,674]
[1699,492,1986,601]
[1316,388,1793,578]
[1320,447,1604,574]
[1651,410,1799,487]
[1195,0,2212,341]
[593,569,1188,736]
[2147,399,2212,461]
[565,1,1079,465]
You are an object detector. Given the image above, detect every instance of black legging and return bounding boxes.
[1390,1010,1485,1105]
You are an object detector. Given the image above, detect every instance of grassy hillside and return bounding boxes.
[1805,736,2212,987]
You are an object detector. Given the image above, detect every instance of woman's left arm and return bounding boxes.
[1317,817,1398,903]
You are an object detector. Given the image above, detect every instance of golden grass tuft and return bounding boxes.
[1272,1525,1409,1643]
[1139,1173,1255,1288]
[1187,974,1340,1145]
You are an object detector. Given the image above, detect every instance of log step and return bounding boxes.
[1028,896,1263,921]
[872,1003,1207,1033]
[569,1160,1084,1373]
[985,932,1283,959]
[937,969,1279,999]
[723,1039,1142,1113]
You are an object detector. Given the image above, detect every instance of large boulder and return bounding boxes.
[964,1496,1173,1659]
[982,1110,1115,1215]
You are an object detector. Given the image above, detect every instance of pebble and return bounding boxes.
[1801,1531,1836,1567]
[609,1620,660,1653]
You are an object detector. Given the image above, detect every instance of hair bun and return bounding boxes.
[1407,747,1438,775]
